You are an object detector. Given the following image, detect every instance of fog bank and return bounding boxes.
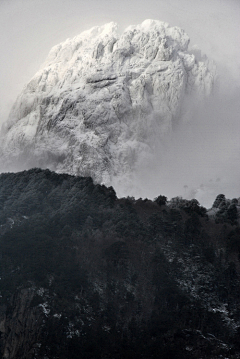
[129,89,240,208]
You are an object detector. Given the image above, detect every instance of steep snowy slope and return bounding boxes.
[0,20,214,190]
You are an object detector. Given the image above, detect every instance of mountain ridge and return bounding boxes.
[0,20,214,194]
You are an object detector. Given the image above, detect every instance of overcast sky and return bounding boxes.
[0,0,239,206]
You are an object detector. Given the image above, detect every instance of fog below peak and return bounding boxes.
[127,88,240,208]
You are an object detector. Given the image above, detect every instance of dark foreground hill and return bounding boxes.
[0,168,240,359]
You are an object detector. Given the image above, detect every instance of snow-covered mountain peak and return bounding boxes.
[0,20,215,193]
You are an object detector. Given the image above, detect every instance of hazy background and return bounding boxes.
[0,0,239,207]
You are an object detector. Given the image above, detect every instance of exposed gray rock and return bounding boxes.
[0,289,44,359]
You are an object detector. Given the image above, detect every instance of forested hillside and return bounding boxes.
[0,169,240,358]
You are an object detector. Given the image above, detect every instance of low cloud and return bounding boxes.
[127,82,240,208]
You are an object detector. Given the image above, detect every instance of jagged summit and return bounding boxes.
[0,20,214,191]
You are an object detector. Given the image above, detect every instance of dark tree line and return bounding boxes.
[0,168,239,359]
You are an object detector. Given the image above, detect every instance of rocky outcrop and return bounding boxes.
[0,20,214,191]
[0,289,44,359]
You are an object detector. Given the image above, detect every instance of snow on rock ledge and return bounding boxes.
[0,20,214,189]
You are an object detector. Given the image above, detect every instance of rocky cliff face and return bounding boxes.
[0,289,44,359]
[0,20,214,191]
